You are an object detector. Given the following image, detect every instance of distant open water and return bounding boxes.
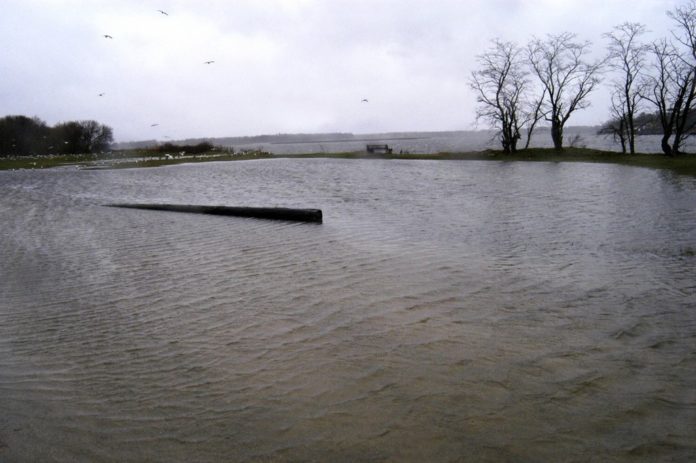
[227,129,696,155]
[1,158,695,461]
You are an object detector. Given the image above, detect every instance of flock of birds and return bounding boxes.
[98,9,219,133]
[98,9,369,136]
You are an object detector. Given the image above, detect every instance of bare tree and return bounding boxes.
[643,40,691,155]
[604,23,649,154]
[603,90,629,153]
[528,33,603,150]
[78,120,114,153]
[641,2,696,156]
[667,1,696,154]
[469,39,527,153]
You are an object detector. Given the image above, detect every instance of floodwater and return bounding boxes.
[1,158,695,462]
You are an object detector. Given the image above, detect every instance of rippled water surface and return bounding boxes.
[1,159,695,462]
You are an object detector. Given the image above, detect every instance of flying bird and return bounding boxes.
[157,9,168,15]
[361,99,369,103]
[103,34,113,39]
[151,123,160,127]
[204,60,215,64]
[98,93,105,96]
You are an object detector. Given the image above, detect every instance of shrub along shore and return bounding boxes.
[1,147,695,177]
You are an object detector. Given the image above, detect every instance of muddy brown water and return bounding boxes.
[1,158,695,461]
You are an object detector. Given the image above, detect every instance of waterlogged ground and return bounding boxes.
[1,158,695,461]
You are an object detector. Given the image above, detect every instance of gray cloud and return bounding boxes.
[0,0,684,141]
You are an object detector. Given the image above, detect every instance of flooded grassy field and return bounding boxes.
[1,158,695,461]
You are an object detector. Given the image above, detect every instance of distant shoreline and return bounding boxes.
[270,136,430,145]
[110,127,600,150]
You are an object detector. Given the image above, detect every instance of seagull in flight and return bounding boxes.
[103,34,113,39]
[361,98,369,103]
[98,93,105,96]
[151,123,160,127]
[204,60,215,64]
[157,9,168,16]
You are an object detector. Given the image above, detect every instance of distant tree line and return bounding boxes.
[598,110,696,136]
[149,141,214,154]
[0,115,113,156]
[470,1,696,155]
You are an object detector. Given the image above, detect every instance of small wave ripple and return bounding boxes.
[1,159,695,461]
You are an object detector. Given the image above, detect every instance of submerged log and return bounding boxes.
[105,203,322,223]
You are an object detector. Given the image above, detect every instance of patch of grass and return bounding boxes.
[108,152,273,169]
[0,150,272,171]
[0,154,100,170]
[486,148,696,177]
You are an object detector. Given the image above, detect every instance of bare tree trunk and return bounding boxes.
[672,130,683,155]
[627,113,636,154]
[501,137,510,154]
[551,121,564,150]
[524,93,545,150]
[511,131,520,152]
[661,133,673,156]
[501,123,511,153]
[523,126,535,150]
[619,118,627,153]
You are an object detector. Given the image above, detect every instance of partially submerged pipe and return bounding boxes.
[105,203,322,223]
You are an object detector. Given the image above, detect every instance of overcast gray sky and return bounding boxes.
[0,0,684,142]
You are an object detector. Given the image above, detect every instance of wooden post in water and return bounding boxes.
[105,203,323,223]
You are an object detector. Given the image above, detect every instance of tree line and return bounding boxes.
[470,1,696,155]
[0,115,113,156]
[150,141,214,154]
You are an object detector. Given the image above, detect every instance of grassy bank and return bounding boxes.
[1,147,695,177]
[0,153,101,170]
[0,150,273,171]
